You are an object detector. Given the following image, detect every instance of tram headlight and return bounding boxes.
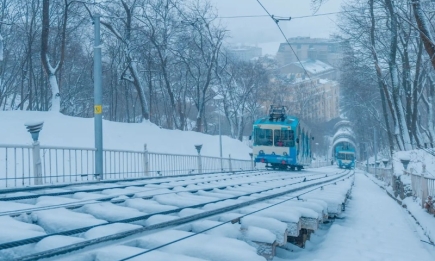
[283,152,288,156]
[259,150,264,155]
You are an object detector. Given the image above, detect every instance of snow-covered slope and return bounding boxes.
[0,111,251,160]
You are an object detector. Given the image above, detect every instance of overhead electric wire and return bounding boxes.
[216,10,363,20]
[254,0,315,84]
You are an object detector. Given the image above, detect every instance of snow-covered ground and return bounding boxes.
[1,111,434,260]
[275,170,435,261]
[393,150,435,177]
[0,111,251,159]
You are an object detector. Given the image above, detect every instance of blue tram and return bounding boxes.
[252,105,313,171]
[334,143,355,169]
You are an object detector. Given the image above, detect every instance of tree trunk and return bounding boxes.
[412,1,435,71]
[369,0,395,154]
[385,0,412,150]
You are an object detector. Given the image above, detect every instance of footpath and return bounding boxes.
[274,170,435,261]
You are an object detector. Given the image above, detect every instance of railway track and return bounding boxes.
[0,167,355,261]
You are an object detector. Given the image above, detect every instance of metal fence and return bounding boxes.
[409,172,435,199]
[369,166,394,186]
[358,162,435,206]
[309,161,330,168]
[0,144,252,188]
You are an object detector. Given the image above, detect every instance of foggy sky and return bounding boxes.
[209,0,343,44]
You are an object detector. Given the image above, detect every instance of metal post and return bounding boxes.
[249,153,254,170]
[25,121,44,185]
[195,144,203,174]
[94,15,103,180]
[421,165,428,208]
[374,129,377,177]
[364,142,368,173]
[144,144,149,176]
[197,152,202,174]
[32,141,43,185]
[219,114,223,172]
[421,173,427,207]
[228,154,232,172]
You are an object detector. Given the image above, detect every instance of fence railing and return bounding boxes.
[0,144,253,188]
[309,161,330,168]
[369,166,394,186]
[358,162,435,207]
[357,163,394,185]
[408,172,435,201]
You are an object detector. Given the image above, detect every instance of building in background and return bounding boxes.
[226,45,262,61]
[277,59,336,81]
[276,37,343,67]
[280,78,339,122]
[269,37,342,123]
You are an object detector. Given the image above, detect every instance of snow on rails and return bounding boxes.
[0,167,355,261]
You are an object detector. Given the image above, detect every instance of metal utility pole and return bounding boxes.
[374,129,377,177]
[366,144,369,173]
[219,114,223,171]
[94,15,103,180]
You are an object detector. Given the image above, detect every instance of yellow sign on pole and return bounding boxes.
[94,105,102,114]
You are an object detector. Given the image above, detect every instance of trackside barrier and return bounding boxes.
[359,162,435,208]
[309,161,330,168]
[357,163,394,186]
[407,171,435,207]
[0,144,252,188]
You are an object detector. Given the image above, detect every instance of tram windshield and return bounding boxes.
[254,128,273,146]
[338,152,355,160]
[253,128,295,147]
[274,129,295,147]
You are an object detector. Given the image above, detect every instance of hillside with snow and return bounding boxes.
[0,111,251,160]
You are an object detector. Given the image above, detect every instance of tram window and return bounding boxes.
[347,154,355,160]
[254,129,273,146]
[273,129,295,147]
[337,153,345,159]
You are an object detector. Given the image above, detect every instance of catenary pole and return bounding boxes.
[374,129,377,177]
[219,113,223,171]
[94,15,103,180]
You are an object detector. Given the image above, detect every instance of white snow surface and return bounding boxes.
[393,150,435,177]
[83,223,142,240]
[31,208,107,233]
[184,219,276,244]
[0,216,46,244]
[77,202,144,222]
[1,111,435,261]
[129,229,266,261]
[0,111,251,159]
[274,171,435,261]
[34,235,85,252]
[56,245,209,261]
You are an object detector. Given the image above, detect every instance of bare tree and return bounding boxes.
[41,0,69,112]
[97,0,150,120]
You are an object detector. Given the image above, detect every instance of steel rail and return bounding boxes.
[13,170,354,261]
[0,171,325,217]
[0,170,348,253]
[0,170,266,201]
[120,173,355,261]
[0,169,257,196]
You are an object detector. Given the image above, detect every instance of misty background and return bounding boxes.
[210,0,343,45]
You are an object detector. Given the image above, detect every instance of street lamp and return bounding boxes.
[195,144,203,174]
[400,158,410,170]
[382,158,389,168]
[24,121,44,185]
[249,152,254,170]
[25,121,44,142]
